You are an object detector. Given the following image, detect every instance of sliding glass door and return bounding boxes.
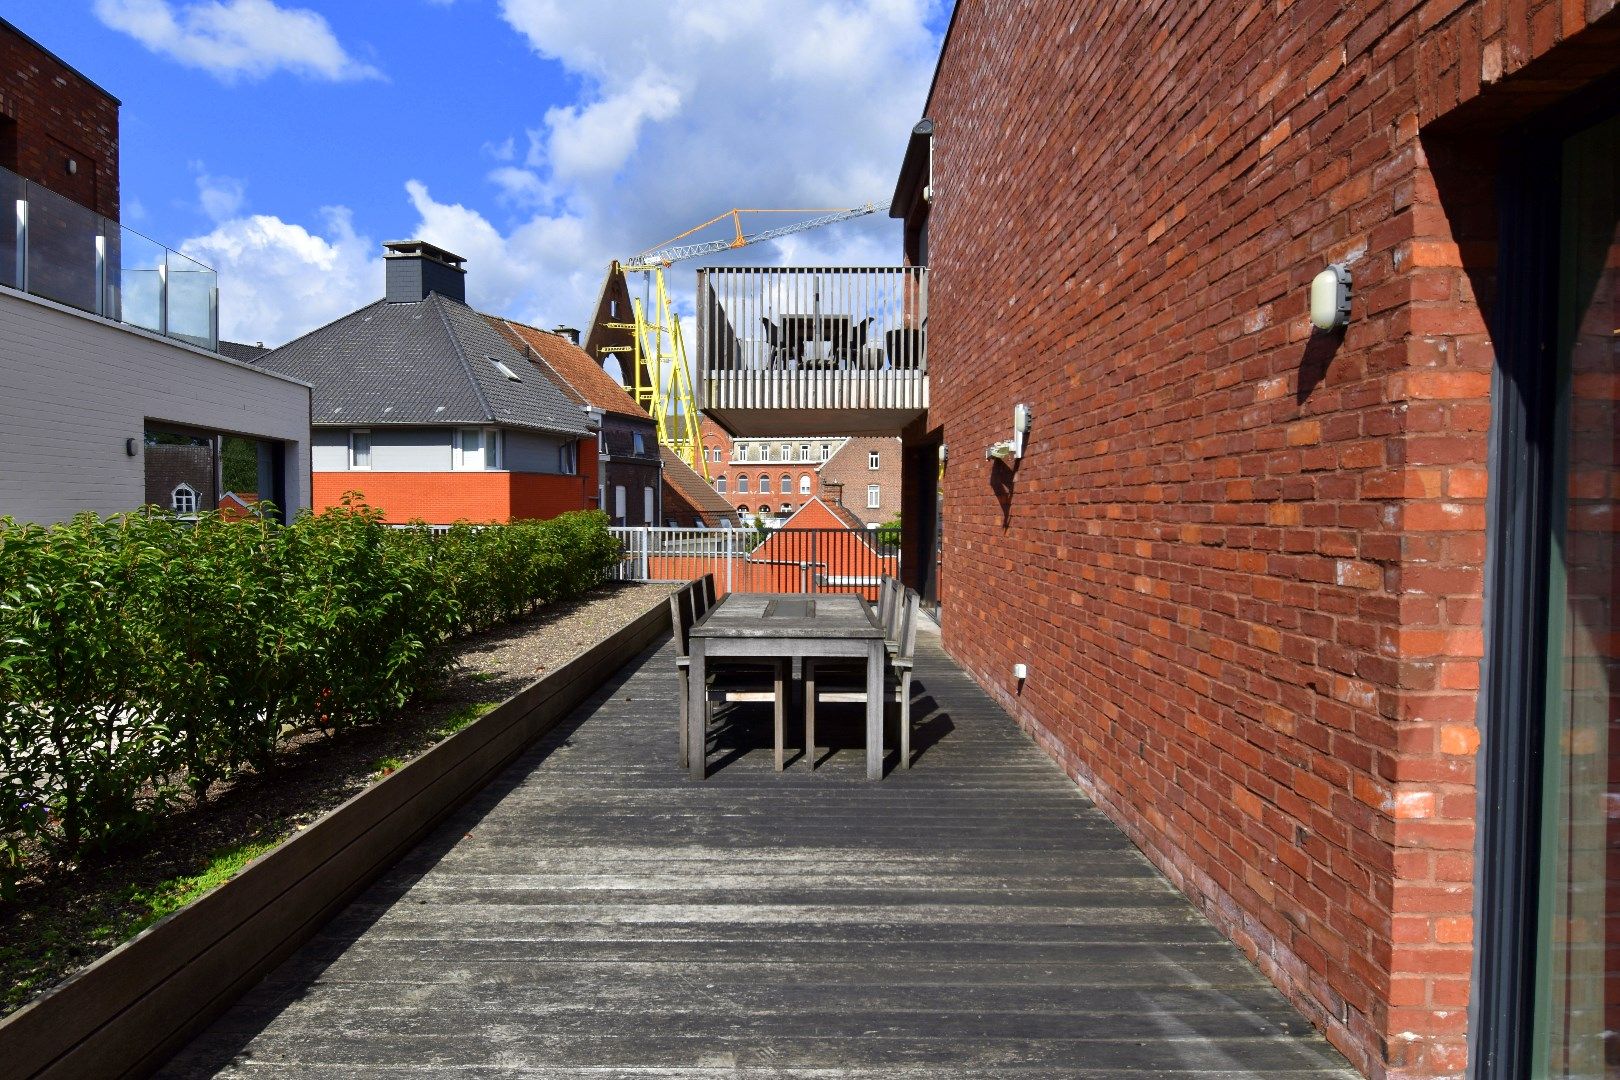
[1529,107,1620,1078]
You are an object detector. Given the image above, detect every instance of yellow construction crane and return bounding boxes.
[597,205,888,479]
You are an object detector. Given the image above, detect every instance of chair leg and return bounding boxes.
[677,669,689,770]
[804,661,816,771]
[900,671,913,769]
[773,660,786,772]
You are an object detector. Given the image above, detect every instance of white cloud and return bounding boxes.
[181,207,378,345]
[93,0,382,82]
[195,171,246,221]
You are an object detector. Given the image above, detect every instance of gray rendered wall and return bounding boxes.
[0,288,312,524]
[313,427,455,472]
[506,429,570,474]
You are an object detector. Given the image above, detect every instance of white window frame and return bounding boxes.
[737,474,749,493]
[643,486,655,523]
[867,484,881,509]
[780,473,791,494]
[780,503,791,514]
[759,474,771,494]
[350,429,372,470]
[869,450,880,470]
[820,444,831,462]
[171,483,198,514]
[799,474,811,495]
[716,476,727,494]
[613,485,627,522]
[454,427,502,471]
[778,443,790,461]
[798,443,809,461]
[558,440,577,475]
[737,444,749,462]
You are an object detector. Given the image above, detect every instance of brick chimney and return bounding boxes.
[384,240,466,304]
[821,479,844,506]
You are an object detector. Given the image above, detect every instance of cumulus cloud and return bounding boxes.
[181,207,378,345]
[93,0,382,82]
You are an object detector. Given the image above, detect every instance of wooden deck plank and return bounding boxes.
[157,636,1356,1078]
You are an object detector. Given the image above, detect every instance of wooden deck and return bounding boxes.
[158,632,1356,1078]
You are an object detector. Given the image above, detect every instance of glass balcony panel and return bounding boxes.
[0,168,20,292]
[165,247,216,348]
[26,180,102,314]
[117,227,167,336]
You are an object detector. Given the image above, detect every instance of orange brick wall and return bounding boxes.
[924,2,1620,1078]
[314,467,591,525]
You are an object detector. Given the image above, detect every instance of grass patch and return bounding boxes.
[118,835,283,937]
[372,755,405,778]
[434,701,498,738]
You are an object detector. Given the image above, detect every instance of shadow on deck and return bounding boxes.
[158,635,1357,1078]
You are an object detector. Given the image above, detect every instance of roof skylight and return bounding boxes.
[488,356,523,381]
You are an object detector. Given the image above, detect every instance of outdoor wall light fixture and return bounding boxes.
[125,438,138,457]
[1013,663,1028,682]
[986,403,1034,462]
[1309,263,1352,332]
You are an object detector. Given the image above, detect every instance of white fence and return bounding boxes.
[608,526,899,600]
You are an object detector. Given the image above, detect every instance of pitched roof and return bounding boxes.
[253,293,591,436]
[216,340,269,363]
[489,317,650,421]
[659,446,740,527]
[780,495,876,537]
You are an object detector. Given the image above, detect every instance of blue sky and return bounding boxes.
[4,1,945,345]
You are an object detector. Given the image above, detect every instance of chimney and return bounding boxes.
[384,240,466,304]
[553,325,580,345]
[821,479,844,506]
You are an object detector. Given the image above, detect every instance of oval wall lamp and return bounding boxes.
[1310,263,1352,332]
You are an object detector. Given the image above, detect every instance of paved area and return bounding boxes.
[160,632,1356,1078]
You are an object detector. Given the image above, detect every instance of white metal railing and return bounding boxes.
[0,164,219,350]
[609,526,899,598]
[695,266,927,415]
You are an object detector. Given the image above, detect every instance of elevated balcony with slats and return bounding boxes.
[695,266,926,437]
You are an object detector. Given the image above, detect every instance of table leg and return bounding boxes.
[866,641,883,780]
[688,640,708,780]
[804,660,816,771]
[774,659,786,772]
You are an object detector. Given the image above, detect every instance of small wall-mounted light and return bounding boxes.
[1013,663,1028,681]
[937,443,948,464]
[1309,263,1351,332]
[989,403,1035,462]
[125,437,138,457]
[66,158,78,176]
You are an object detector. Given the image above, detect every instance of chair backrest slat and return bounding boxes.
[670,585,696,659]
[700,572,717,612]
[898,589,921,662]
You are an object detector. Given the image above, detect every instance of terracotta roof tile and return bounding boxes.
[491,317,650,421]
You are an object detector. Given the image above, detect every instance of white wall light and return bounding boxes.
[1310,263,1352,332]
[987,404,1034,462]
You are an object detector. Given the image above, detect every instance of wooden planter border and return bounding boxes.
[0,589,674,1080]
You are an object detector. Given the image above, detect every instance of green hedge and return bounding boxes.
[0,504,619,891]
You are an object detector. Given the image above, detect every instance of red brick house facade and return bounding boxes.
[816,437,901,528]
[0,17,118,218]
[909,3,1620,1078]
[699,416,843,521]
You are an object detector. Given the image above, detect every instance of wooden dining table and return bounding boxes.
[687,593,887,780]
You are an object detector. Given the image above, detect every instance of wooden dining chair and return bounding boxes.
[699,573,717,612]
[672,584,787,772]
[804,589,921,771]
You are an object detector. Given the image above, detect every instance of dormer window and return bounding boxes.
[171,483,198,514]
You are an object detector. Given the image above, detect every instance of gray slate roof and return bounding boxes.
[254,293,592,437]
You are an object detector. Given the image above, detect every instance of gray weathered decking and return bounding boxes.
[159,633,1356,1078]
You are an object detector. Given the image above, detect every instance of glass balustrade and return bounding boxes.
[1,163,217,350]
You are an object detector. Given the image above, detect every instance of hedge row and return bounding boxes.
[0,504,620,890]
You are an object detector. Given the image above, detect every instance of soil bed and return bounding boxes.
[0,581,675,1015]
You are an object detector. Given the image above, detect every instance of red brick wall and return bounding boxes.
[0,22,118,218]
[924,3,1620,1077]
[818,437,902,527]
